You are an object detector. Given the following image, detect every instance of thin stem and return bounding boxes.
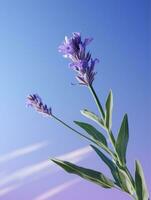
[105,128,124,166]
[87,85,136,196]
[52,114,115,158]
[88,85,105,119]
[88,85,116,155]
[106,129,116,151]
[52,115,92,141]
[88,85,130,166]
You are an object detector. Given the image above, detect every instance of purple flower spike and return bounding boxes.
[76,58,99,86]
[59,32,99,86]
[27,94,52,116]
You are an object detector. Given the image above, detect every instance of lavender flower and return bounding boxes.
[27,94,52,116]
[75,58,99,85]
[58,32,98,86]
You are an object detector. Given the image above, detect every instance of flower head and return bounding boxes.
[59,32,98,86]
[27,94,52,116]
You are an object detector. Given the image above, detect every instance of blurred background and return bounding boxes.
[0,0,150,199]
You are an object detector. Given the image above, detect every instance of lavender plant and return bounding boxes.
[27,33,149,200]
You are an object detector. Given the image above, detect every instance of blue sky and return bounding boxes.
[0,0,150,199]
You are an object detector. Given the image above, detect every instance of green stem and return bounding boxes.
[88,85,136,196]
[106,129,116,150]
[52,114,114,157]
[88,85,105,119]
[88,85,129,166]
[52,115,92,141]
[88,85,116,151]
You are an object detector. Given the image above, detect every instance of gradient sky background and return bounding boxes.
[0,0,150,199]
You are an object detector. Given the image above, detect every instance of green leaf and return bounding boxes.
[91,145,121,187]
[91,145,134,194]
[105,90,113,130]
[80,109,104,128]
[117,168,134,195]
[51,158,115,188]
[116,114,129,166]
[135,160,149,200]
[74,121,107,147]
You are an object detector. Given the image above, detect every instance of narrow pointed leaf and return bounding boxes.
[51,158,115,188]
[135,160,149,200]
[105,90,113,130]
[80,109,104,128]
[116,114,129,165]
[74,121,107,147]
[90,145,121,187]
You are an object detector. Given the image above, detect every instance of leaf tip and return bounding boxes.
[109,89,113,96]
[90,144,95,149]
[124,113,128,119]
[51,158,60,164]
[80,109,86,114]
